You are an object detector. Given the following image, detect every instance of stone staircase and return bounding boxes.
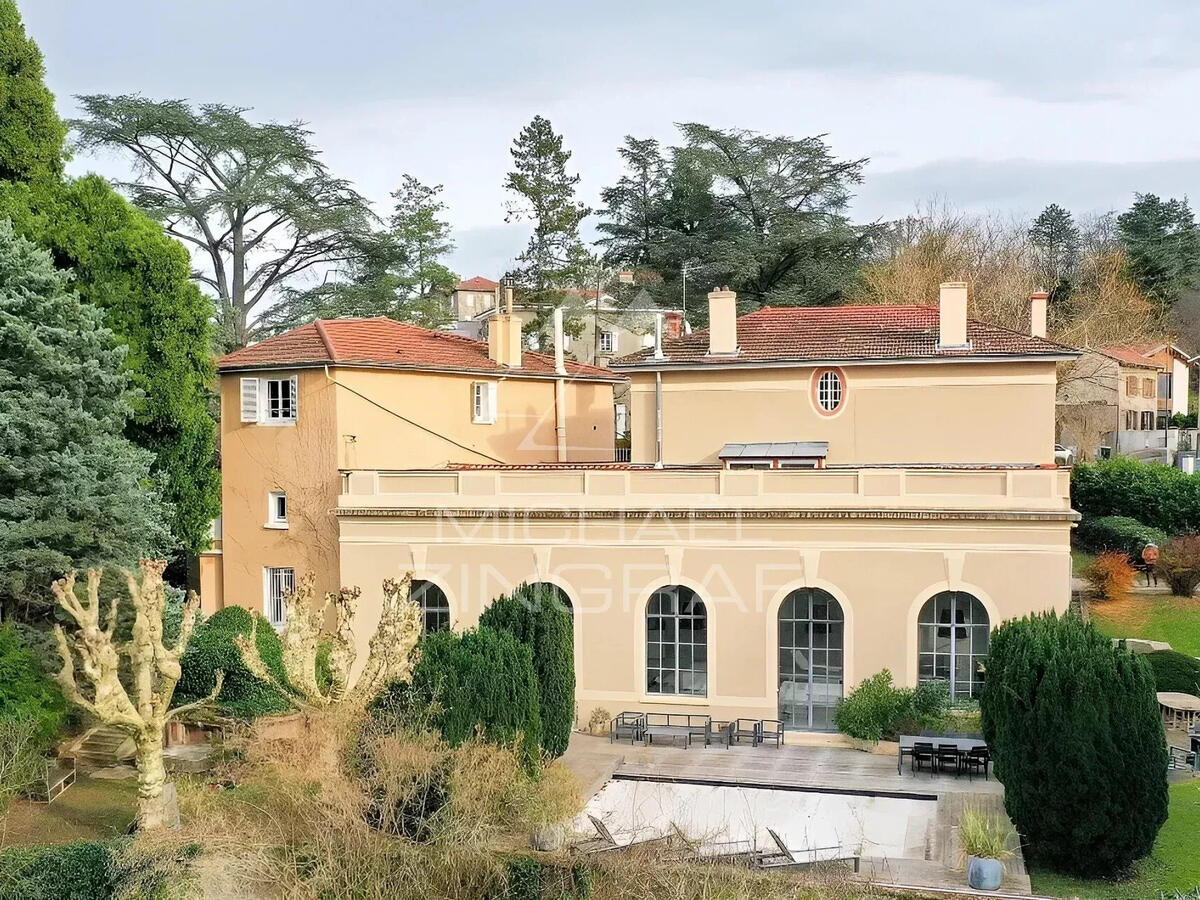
[67,725,136,769]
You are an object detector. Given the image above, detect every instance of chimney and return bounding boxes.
[937,282,970,350]
[488,285,523,368]
[707,287,738,356]
[663,310,683,341]
[1029,289,1049,339]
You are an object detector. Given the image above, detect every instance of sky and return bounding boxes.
[23,0,1200,285]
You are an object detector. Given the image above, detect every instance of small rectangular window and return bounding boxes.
[599,330,616,353]
[1159,373,1172,399]
[267,491,287,528]
[264,566,294,628]
[1141,410,1155,430]
[264,377,297,423]
[471,381,496,424]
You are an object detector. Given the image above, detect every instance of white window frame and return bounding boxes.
[263,566,294,629]
[471,381,497,424]
[266,491,288,529]
[599,330,617,354]
[817,370,843,412]
[263,376,298,425]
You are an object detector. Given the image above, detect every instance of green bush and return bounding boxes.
[0,841,114,900]
[834,670,905,741]
[0,624,65,744]
[479,584,575,758]
[980,612,1168,877]
[174,606,293,718]
[1144,649,1200,695]
[1154,534,1200,596]
[1076,515,1169,561]
[1072,459,1200,535]
[402,627,542,770]
[1171,412,1198,429]
[502,857,592,899]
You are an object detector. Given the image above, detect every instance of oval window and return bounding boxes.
[815,369,844,413]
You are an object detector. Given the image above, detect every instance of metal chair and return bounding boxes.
[936,743,962,775]
[609,712,645,745]
[733,718,760,746]
[962,745,990,780]
[757,719,783,749]
[912,741,935,775]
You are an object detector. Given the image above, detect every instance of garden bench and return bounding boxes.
[643,713,710,748]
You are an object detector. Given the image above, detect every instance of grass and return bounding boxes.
[0,774,137,846]
[1088,593,1200,657]
[1031,780,1200,898]
[1072,548,1097,577]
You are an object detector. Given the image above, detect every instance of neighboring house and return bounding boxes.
[1056,348,1161,460]
[221,281,1082,738]
[1101,342,1196,427]
[449,275,499,321]
[201,297,623,625]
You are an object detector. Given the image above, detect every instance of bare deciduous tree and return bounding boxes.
[51,560,222,830]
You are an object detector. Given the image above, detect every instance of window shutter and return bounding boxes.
[240,377,260,422]
[289,376,298,420]
[487,382,497,423]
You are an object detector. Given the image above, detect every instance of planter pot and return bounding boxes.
[530,823,565,851]
[966,855,1003,891]
[588,723,608,737]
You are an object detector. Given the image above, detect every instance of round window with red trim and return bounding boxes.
[812,367,845,415]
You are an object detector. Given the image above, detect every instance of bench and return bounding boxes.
[643,713,710,749]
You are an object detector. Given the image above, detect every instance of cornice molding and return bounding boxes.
[334,506,1079,523]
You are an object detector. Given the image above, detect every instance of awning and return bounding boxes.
[719,441,829,460]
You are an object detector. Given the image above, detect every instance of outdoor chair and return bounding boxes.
[733,718,760,746]
[757,719,783,748]
[707,720,733,749]
[961,745,990,780]
[936,743,962,774]
[911,741,935,775]
[609,712,645,745]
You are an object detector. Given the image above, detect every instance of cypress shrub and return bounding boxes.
[407,627,542,770]
[1076,515,1169,561]
[980,612,1169,876]
[1072,459,1200,535]
[174,606,293,718]
[1144,649,1200,695]
[479,584,575,758]
[0,624,65,744]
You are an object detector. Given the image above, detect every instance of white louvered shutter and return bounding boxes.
[240,377,260,422]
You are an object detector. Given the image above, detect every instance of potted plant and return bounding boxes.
[587,707,611,737]
[959,808,1015,891]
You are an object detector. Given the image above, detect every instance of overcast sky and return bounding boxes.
[23,0,1200,283]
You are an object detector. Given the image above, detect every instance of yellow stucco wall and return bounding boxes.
[627,361,1059,465]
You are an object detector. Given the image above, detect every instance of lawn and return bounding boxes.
[1088,593,1200,657]
[1072,548,1096,577]
[0,775,136,846]
[1031,779,1200,898]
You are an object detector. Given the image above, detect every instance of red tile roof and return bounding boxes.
[217,317,622,381]
[1097,346,1163,369]
[611,305,1078,367]
[455,276,499,292]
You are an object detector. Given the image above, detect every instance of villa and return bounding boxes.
[203,283,1080,737]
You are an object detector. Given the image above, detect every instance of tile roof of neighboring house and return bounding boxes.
[1103,342,1196,364]
[216,317,623,381]
[454,276,499,292]
[610,305,1079,368]
[1095,346,1163,370]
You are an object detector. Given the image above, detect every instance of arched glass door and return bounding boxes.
[778,588,844,731]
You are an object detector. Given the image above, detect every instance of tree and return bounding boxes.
[1117,193,1200,307]
[980,612,1168,876]
[0,222,173,620]
[258,175,456,335]
[69,96,376,349]
[478,584,575,758]
[1028,203,1080,304]
[597,137,670,270]
[0,0,64,184]
[51,561,222,829]
[504,115,591,334]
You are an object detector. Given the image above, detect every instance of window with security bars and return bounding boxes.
[265,567,294,628]
[816,370,843,411]
[917,591,989,699]
[412,580,450,634]
[646,586,707,696]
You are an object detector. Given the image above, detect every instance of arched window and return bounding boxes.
[918,591,989,699]
[778,588,844,731]
[412,580,450,634]
[647,586,707,696]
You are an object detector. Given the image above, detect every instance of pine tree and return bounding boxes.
[980,611,1168,876]
[0,222,173,619]
[1028,203,1081,304]
[504,115,591,337]
[1117,193,1200,306]
[0,0,65,183]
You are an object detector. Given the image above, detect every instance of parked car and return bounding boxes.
[1054,444,1075,466]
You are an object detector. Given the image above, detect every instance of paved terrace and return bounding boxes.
[563,733,1030,897]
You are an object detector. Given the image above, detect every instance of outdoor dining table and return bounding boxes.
[896,735,986,775]
[1157,692,1200,731]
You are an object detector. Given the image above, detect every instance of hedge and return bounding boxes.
[0,840,198,900]
[1144,649,1200,695]
[479,584,575,758]
[833,670,951,742]
[1072,459,1200,535]
[403,627,542,770]
[174,606,293,718]
[980,612,1168,877]
[1075,515,1169,562]
[0,624,65,744]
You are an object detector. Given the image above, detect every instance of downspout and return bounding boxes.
[654,313,665,468]
[553,307,568,462]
